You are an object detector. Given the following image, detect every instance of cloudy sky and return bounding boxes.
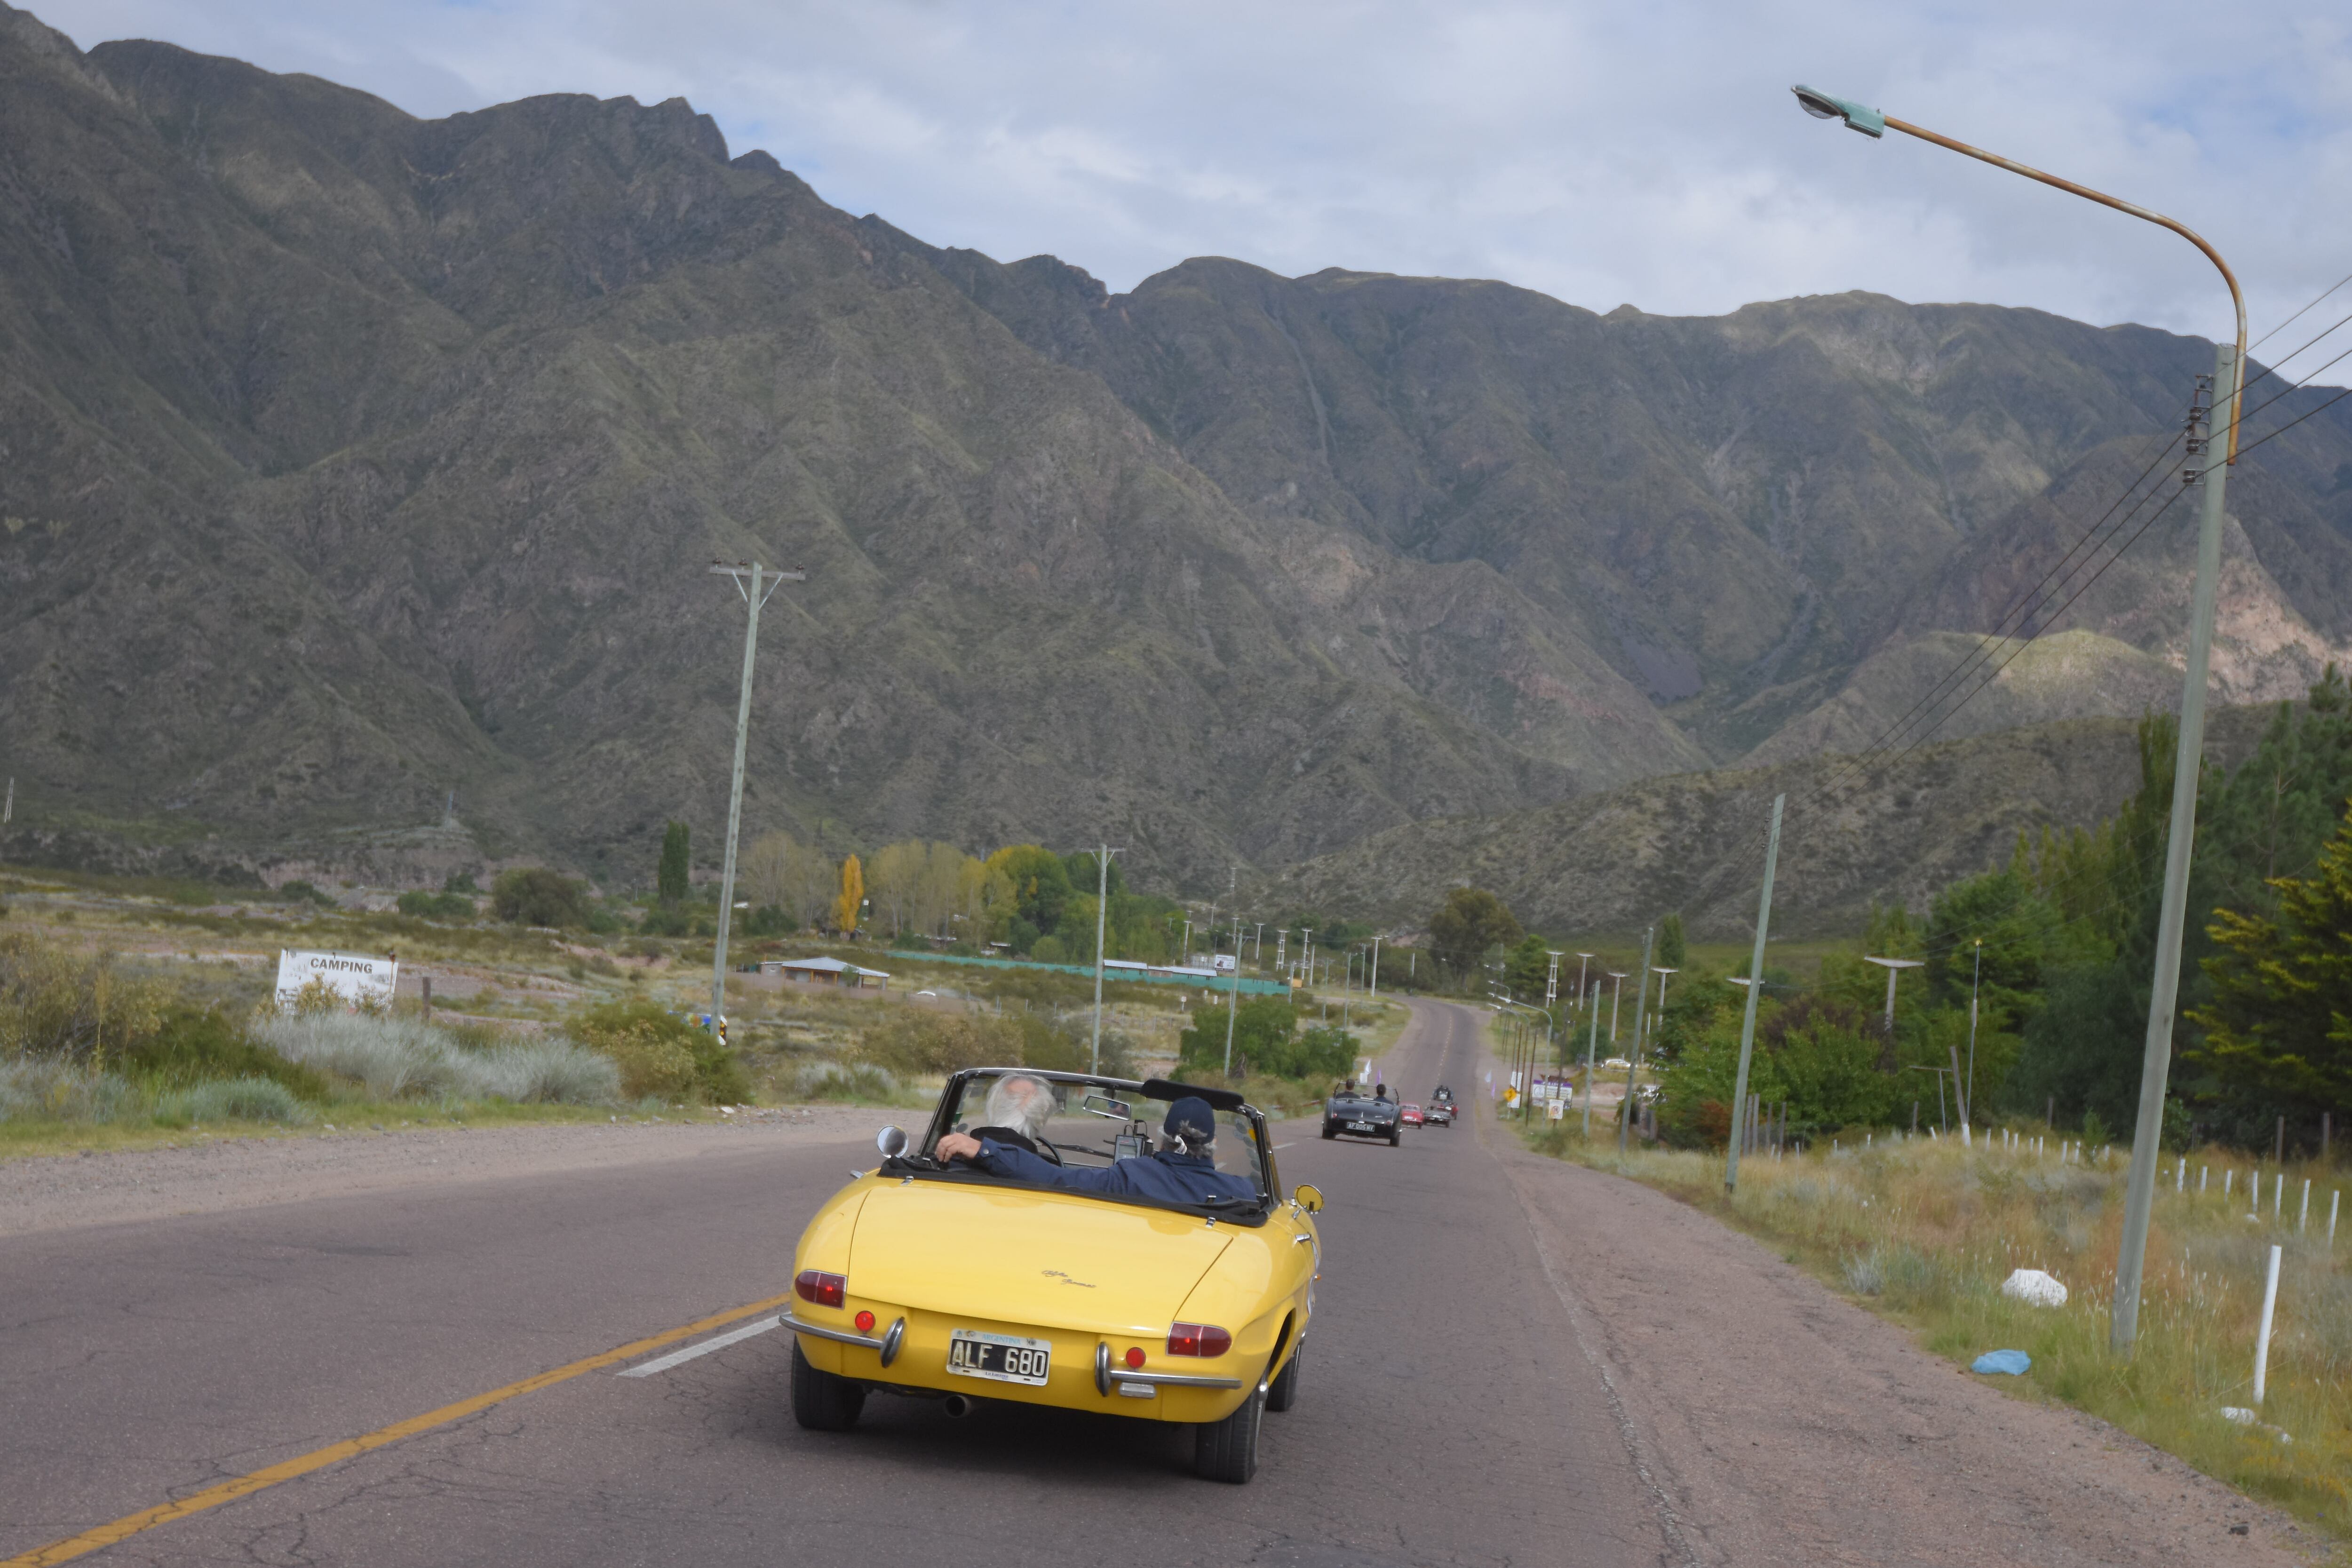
[30,0,2352,374]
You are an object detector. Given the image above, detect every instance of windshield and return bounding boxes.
[924,1070,1272,1204]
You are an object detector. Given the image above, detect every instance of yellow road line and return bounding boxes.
[5,1290,799,1568]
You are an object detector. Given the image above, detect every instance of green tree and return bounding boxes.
[1656,913,1687,970]
[1428,888,1521,986]
[1179,996,1300,1078]
[658,821,691,905]
[986,845,1074,933]
[1063,849,1125,901]
[1502,933,1552,1002]
[2185,807,2352,1123]
[492,868,590,928]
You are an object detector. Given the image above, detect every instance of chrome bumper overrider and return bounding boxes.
[779,1309,906,1368]
[1092,1341,1243,1395]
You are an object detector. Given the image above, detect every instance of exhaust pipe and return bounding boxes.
[940,1393,980,1419]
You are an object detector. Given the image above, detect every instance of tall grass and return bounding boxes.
[254,1013,618,1105]
[0,1061,308,1126]
[1535,1127,2352,1541]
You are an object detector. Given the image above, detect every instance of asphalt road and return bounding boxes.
[0,1000,1674,1568]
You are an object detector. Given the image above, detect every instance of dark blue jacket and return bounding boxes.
[973,1138,1259,1205]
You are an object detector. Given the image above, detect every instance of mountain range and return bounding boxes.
[4,3,2351,898]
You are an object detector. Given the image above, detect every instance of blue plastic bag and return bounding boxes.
[1971,1349,2031,1376]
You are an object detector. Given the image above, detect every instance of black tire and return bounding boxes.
[1264,1344,1302,1413]
[1194,1386,1264,1482]
[1388,1127,1401,1146]
[790,1340,866,1432]
[1321,1123,1337,1140]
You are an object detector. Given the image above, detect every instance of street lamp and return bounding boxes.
[1794,84,2245,1355]
[1861,955,1924,1031]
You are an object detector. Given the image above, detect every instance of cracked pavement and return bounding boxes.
[0,1003,2313,1565]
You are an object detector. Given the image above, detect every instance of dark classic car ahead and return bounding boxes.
[1426,1084,1456,1127]
[1321,1089,1401,1145]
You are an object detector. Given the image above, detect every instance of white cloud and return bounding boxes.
[29,0,2352,365]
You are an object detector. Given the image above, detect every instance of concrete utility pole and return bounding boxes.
[1606,971,1627,1044]
[1574,953,1594,1017]
[1088,845,1122,1074]
[1788,80,2247,1360]
[1368,935,1382,999]
[1620,928,1654,1154]
[1966,939,1983,1129]
[1862,955,1924,1030]
[1222,868,1241,1076]
[706,560,804,1030]
[1582,980,1601,1137]
[1724,794,1785,1194]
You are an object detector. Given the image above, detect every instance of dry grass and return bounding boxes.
[1534,1125,2352,1545]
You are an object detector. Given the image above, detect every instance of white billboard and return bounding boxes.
[275,949,398,1012]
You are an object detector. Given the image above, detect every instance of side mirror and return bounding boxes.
[876,1125,908,1158]
[1293,1183,1324,1214]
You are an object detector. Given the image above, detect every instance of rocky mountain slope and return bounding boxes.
[1259,703,2285,939]
[3,5,2350,893]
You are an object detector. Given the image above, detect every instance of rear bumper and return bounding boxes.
[787,1304,1258,1424]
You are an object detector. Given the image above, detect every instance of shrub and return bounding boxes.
[255,1012,618,1105]
[747,905,795,937]
[160,1076,309,1124]
[492,868,590,928]
[120,1005,331,1100]
[0,1059,137,1122]
[396,891,476,921]
[861,1011,1025,1077]
[570,998,747,1103]
[637,904,707,938]
[787,1060,901,1102]
[473,1037,622,1103]
[0,934,164,1064]
[277,881,336,906]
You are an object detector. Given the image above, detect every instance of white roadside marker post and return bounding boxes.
[2252,1244,2282,1406]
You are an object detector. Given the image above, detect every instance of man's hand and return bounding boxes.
[935,1131,984,1163]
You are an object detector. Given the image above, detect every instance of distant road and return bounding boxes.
[0,1002,2300,1565]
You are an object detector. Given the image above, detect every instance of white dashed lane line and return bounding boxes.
[618,1315,782,1377]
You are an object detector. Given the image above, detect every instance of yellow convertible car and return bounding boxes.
[782,1069,1323,1482]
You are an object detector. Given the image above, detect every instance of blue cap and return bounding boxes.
[1164,1096,1216,1146]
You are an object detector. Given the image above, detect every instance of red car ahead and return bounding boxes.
[1399,1102,1424,1127]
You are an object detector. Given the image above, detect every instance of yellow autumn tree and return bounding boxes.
[833,853,865,935]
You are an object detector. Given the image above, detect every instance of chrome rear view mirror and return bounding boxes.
[875,1125,908,1158]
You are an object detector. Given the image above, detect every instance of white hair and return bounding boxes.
[984,1073,1056,1139]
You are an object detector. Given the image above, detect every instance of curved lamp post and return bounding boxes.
[1792,85,2243,1355]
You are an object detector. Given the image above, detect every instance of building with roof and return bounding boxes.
[761,955,892,989]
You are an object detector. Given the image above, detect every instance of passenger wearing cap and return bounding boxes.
[934,1095,1259,1205]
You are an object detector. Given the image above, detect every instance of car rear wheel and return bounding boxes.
[1388,1127,1401,1146]
[1264,1344,1302,1413]
[1194,1386,1264,1482]
[1321,1123,1336,1139]
[790,1340,866,1432]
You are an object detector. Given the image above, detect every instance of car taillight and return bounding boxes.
[854,1310,876,1332]
[1167,1322,1232,1357]
[795,1269,845,1308]
[1124,1346,1146,1369]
